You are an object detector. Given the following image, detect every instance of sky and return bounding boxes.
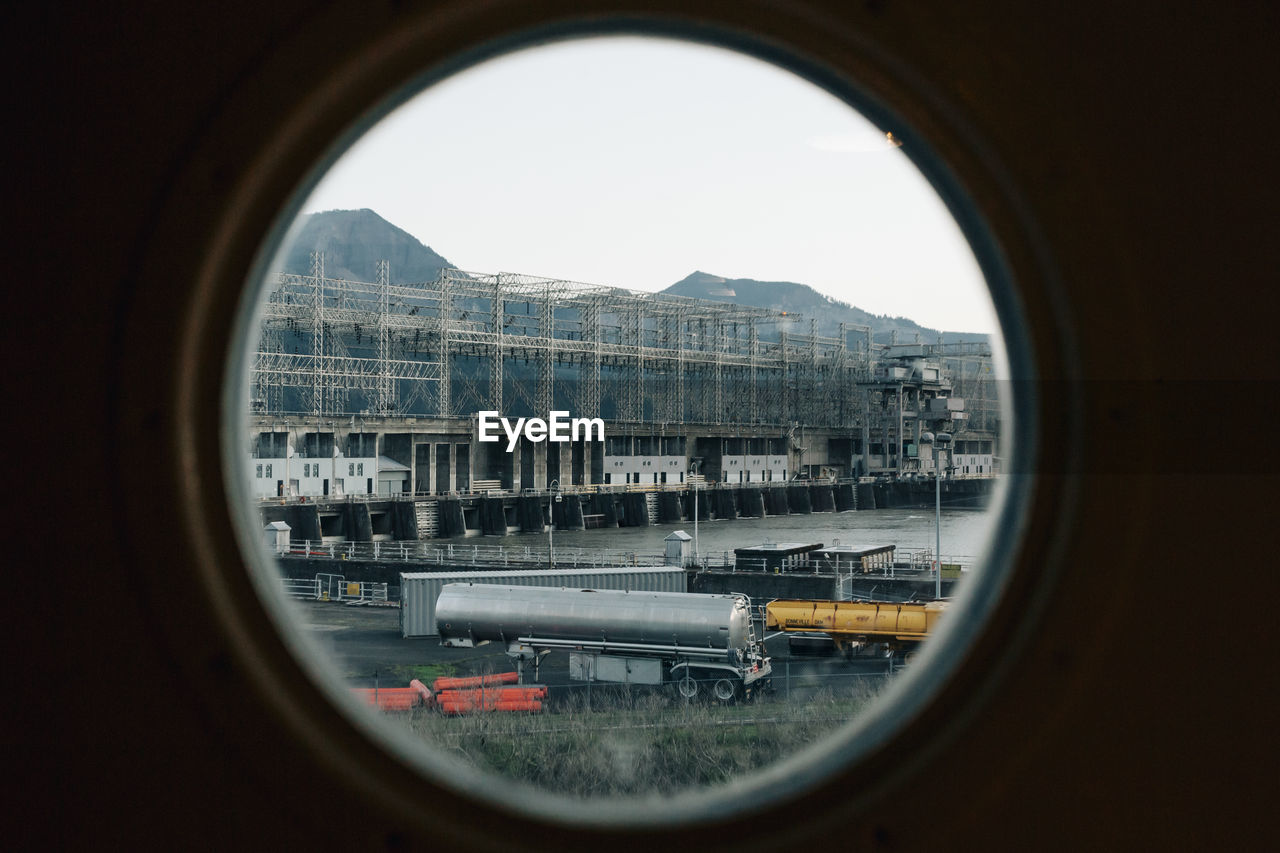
[302,36,997,335]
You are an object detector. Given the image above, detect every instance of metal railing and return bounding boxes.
[281,577,322,598]
[258,491,411,504]
[282,574,394,603]
[259,477,863,504]
[903,549,974,573]
[281,539,974,575]
[690,552,974,576]
[282,539,669,568]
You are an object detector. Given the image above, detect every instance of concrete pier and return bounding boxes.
[810,483,835,512]
[391,501,418,539]
[872,478,990,509]
[284,504,321,540]
[588,493,618,527]
[765,487,790,516]
[517,496,543,533]
[553,495,585,530]
[689,490,710,521]
[619,493,649,527]
[712,489,737,520]
[656,492,683,523]
[438,499,466,538]
[478,497,504,535]
[259,478,996,545]
[343,502,373,541]
[787,485,812,514]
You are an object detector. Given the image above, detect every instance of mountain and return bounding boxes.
[281,208,453,283]
[662,271,988,346]
[279,210,984,345]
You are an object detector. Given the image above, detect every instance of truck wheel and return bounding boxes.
[713,679,737,703]
[677,674,699,699]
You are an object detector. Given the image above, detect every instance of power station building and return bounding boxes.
[247,256,1000,497]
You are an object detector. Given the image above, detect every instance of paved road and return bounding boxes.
[287,599,898,700]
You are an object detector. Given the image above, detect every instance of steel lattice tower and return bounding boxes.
[251,256,888,429]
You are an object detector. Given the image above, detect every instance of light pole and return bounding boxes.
[920,431,952,600]
[547,479,559,571]
[283,419,291,499]
[689,462,700,568]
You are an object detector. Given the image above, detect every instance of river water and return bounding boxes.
[446,506,996,568]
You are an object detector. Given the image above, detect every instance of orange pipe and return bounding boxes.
[431,672,519,691]
[350,687,428,711]
[437,698,542,715]
[436,687,547,702]
[408,679,434,707]
[435,691,545,710]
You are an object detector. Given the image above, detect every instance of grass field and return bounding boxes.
[398,682,882,798]
[294,599,895,798]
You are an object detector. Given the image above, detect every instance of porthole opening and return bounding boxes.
[227,33,1025,825]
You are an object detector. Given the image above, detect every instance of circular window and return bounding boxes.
[224,31,1035,829]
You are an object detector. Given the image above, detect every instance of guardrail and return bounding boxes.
[260,478,866,505]
[258,492,413,504]
[280,540,974,574]
[282,574,393,603]
[282,539,669,568]
[691,551,974,576]
[281,577,322,598]
[902,549,975,573]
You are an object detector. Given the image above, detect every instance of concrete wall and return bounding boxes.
[602,453,686,486]
[719,454,787,484]
[248,454,378,498]
[256,426,809,491]
[377,472,408,494]
[335,458,377,494]
[871,478,993,509]
[249,457,286,498]
[953,453,995,476]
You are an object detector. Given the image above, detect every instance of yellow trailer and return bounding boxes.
[765,599,948,651]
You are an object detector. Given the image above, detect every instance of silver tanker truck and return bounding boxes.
[435,584,773,701]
